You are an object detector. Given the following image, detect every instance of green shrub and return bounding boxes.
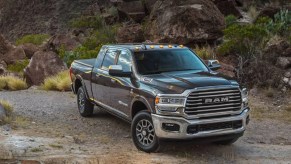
[7,59,30,73]
[265,9,291,36]
[225,15,237,27]
[0,76,28,91]
[16,34,50,45]
[70,15,105,29]
[41,70,71,91]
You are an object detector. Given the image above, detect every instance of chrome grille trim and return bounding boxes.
[185,87,242,118]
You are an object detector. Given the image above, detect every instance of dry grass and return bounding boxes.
[193,46,215,60]
[248,6,259,20]
[49,144,63,149]
[0,76,28,91]
[0,100,13,116]
[41,70,71,92]
[31,147,43,152]
[264,87,276,98]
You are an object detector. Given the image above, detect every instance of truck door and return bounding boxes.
[109,49,133,116]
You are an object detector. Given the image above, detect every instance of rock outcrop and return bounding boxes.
[46,34,81,52]
[117,24,144,43]
[24,51,67,86]
[146,0,225,44]
[212,0,242,18]
[20,43,40,59]
[117,1,146,23]
[3,47,26,64]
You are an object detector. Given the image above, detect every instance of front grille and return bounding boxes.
[185,87,242,118]
[187,120,243,134]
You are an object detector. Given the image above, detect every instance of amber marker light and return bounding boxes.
[168,45,173,48]
[179,45,184,48]
[155,97,160,105]
[150,45,155,49]
[159,45,164,48]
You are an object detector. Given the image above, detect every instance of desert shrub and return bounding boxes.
[0,100,13,116]
[16,34,50,45]
[265,9,291,36]
[225,15,237,27]
[193,46,215,60]
[41,70,71,91]
[0,76,28,91]
[248,6,259,20]
[70,15,105,29]
[7,59,30,73]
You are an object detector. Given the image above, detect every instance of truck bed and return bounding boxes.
[74,59,95,68]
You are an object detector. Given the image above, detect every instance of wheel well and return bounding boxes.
[131,101,148,119]
[75,79,82,93]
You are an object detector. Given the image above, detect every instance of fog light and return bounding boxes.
[162,123,180,132]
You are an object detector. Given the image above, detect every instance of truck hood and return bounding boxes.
[140,71,238,94]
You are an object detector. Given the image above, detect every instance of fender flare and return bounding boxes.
[130,96,155,119]
[75,75,90,99]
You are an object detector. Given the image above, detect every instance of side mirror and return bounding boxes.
[109,65,131,77]
[207,60,221,71]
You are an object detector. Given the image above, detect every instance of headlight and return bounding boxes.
[241,88,248,108]
[155,97,186,112]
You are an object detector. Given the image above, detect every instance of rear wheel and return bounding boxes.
[77,87,94,117]
[131,111,160,153]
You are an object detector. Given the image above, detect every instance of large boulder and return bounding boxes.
[3,47,26,64]
[46,34,81,52]
[117,24,145,43]
[19,43,40,59]
[212,0,242,18]
[117,1,146,22]
[0,34,13,55]
[24,51,67,86]
[146,0,225,44]
[263,37,291,62]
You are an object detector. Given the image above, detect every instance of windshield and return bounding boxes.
[134,49,208,75]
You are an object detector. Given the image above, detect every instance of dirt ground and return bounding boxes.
[0,88,291,164]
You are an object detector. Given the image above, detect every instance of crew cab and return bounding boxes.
[70,44,250,152]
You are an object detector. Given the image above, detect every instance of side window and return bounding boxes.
[117,50,132,72]
[101,50,118,70]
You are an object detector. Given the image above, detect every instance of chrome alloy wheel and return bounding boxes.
[78,91,85,113]
[136,119,155,146]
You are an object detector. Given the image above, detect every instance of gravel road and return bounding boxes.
[0,89,291,163]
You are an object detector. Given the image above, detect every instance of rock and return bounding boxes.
[102,13,118,25]
[264,37,290,61]
[212,0,242,18]
[82,2,101,16]
[46,34,81,52]
[3,46,26,64]
[276,57,291,69]
[24,51,67,86]
[0,147,13,160]
[217,62,235,77]
[257,6,280,20]
[285,70,291,78]
[283,77,289,83]
[146,0,225,44]
[144,0,158,13]
[20,43,40,59]
[117,24,144,43]
[0,34,13,56]
[117,1,146,22]
[0,60,7,75]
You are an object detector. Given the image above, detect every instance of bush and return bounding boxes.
[0,76,28,91]
[193,46,215,60]
[265,9,291,36]
[41,70,71,91]
[7,59,30,73]
[70,15,105,29]
[225,15,237,27]
[0,100,13,116]
[16,34,50,45]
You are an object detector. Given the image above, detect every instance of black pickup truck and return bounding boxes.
[70,44,250,152]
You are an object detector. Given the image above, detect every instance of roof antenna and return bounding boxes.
[142,43,147,50]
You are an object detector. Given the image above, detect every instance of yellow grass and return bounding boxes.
[0,76,28,91]
[0,100,13,116]
[41,70,71,91]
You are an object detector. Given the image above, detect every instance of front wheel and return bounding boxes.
[131,111,160,153]
[77,87,94,117]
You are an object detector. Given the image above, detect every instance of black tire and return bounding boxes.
[77,87,94,117]
[131,111,160,153]
[214,137,239,145]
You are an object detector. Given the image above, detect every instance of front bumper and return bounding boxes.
[152,108,250,139]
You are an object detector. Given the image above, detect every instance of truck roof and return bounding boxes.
[106,43,187,51]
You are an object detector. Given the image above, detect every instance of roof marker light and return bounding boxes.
[150,45,155,49]
[168,45,173,48]
[179,45,184,48]
[135,47,140,51]
[160,45,164,48]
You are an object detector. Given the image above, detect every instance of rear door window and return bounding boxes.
[101,49,119,70]
[117,50,132,72]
